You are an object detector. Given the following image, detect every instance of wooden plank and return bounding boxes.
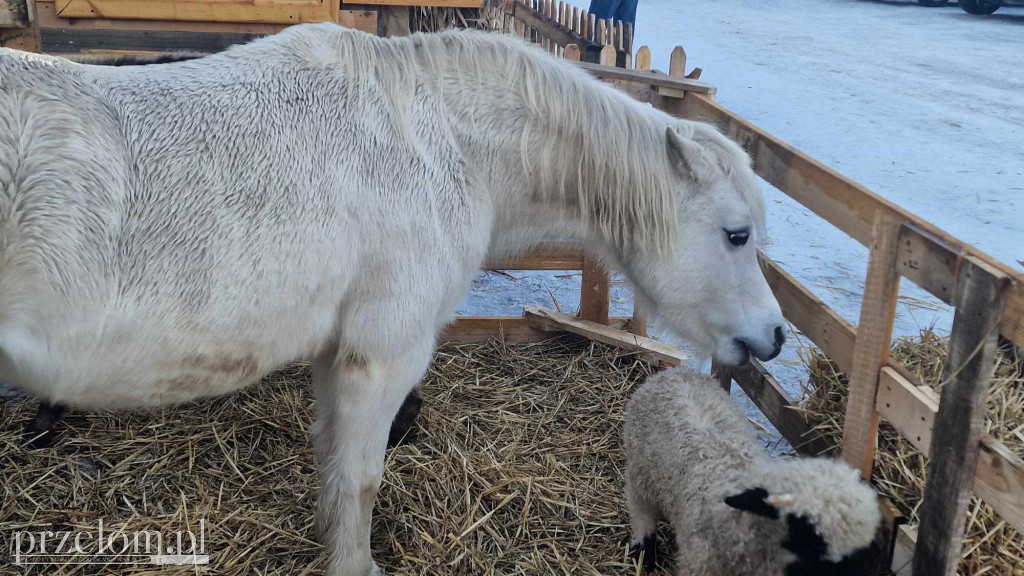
[759,252,857,374]
[523,306,685,366]
[726,359,833,456]
[634,45,651,72]
[630,300,647,336]
[57,0,337,25]
[509,0,602,63]
[575,60,716,95]
[579,255,610,325]
[974,436,1024,533]
[597,43,614,67]
[40,26,264,53]
[891,525,917,576]
[357,0,480,6]
[668,45,686,77]
[485,245,584,270]
[896,222,959,306]
[1,0,30,28]
[841,215,902,478]
[666,93,1024,348]
[876,367,939,454]
[442,315,630,345]
[1,25,38,50]
[914,257,1011,576]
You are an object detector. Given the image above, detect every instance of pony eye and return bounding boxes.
[725,228,750,247]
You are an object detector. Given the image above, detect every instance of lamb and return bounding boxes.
[624,368,881,576]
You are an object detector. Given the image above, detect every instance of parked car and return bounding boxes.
[958,0,1024,14]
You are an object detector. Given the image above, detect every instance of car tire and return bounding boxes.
[958,0,1001,14]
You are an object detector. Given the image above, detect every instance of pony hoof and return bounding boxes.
[628,533,658,574]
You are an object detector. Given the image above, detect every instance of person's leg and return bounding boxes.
[614,0,639,26]
[588,0,621,20]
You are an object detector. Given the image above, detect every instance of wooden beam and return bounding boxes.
[484,244,584,270]
[523,306,685,366]
[575,60,716,95]
[442,315,629,345]
[759,252,857,374]
[841,216,902,478]
[914,257,1011,576]
[725,359,833,456]
[876,367,939,454]
[507,0,603,63]
[666,93,1024,349]
[579,255,610,325]
[56,0,337,25]
[896,222,959,306]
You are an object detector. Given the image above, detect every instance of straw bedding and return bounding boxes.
[1,336,668,575]
[801,330,1024,576]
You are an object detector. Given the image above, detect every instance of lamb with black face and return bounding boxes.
[623,368,880,575]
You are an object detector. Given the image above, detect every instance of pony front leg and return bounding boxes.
[311,341,432,576]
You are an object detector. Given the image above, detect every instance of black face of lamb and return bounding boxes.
[782,515,871,576]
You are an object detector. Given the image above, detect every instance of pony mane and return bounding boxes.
[230,24,765,255]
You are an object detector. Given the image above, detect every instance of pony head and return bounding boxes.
[623,122,785,365]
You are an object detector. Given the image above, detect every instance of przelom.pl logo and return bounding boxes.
[10,519,209,567]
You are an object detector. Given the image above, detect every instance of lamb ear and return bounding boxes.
[723,487,780,519]
[665,127,712,182]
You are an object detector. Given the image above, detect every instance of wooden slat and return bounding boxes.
[485,244,584,270]
[523,306,685,366]
[896,222,959,306]
[876,367,939,453]
[579,255,610,324]
[634,45,651,72]
[442,315,629,345]
[759,252,857,373]
[666,93,1024,348]
[841,216,902,478]
[575,61,716,95]
[723,360,833,456]
[878,367,1024,532]
[668,45,686,77]
[56,0,339,24]
[914,257,1011,576]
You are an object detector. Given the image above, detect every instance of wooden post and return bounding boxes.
[913,257,1010,576]
[669,46,687,78]
[840,215,902,478]
[625,22,633,54]
[572,6,579,34]
[588,13,596,42]
[597,18,606,45]
[635,45,652,72]
[580,256,611,325]
[563,42,580,62]
[711,361,733,393]
[616,20,624,51]
[598,44,615,66]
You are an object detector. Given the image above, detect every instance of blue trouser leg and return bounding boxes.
[588,0,638,26]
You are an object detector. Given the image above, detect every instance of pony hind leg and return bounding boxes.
[311,340,434,576]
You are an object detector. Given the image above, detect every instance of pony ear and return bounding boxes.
[665,127,712,182]
[723,487,780,519]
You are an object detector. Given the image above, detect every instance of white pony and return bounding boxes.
[0,24,785,575]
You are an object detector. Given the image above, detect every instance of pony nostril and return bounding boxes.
[774,326,786,349]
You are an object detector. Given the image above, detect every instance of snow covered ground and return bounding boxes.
[460,0,1024,438]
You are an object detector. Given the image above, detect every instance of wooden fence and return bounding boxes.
[487,1,1024,575]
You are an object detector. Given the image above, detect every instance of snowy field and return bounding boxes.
[460,0,1024,434]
